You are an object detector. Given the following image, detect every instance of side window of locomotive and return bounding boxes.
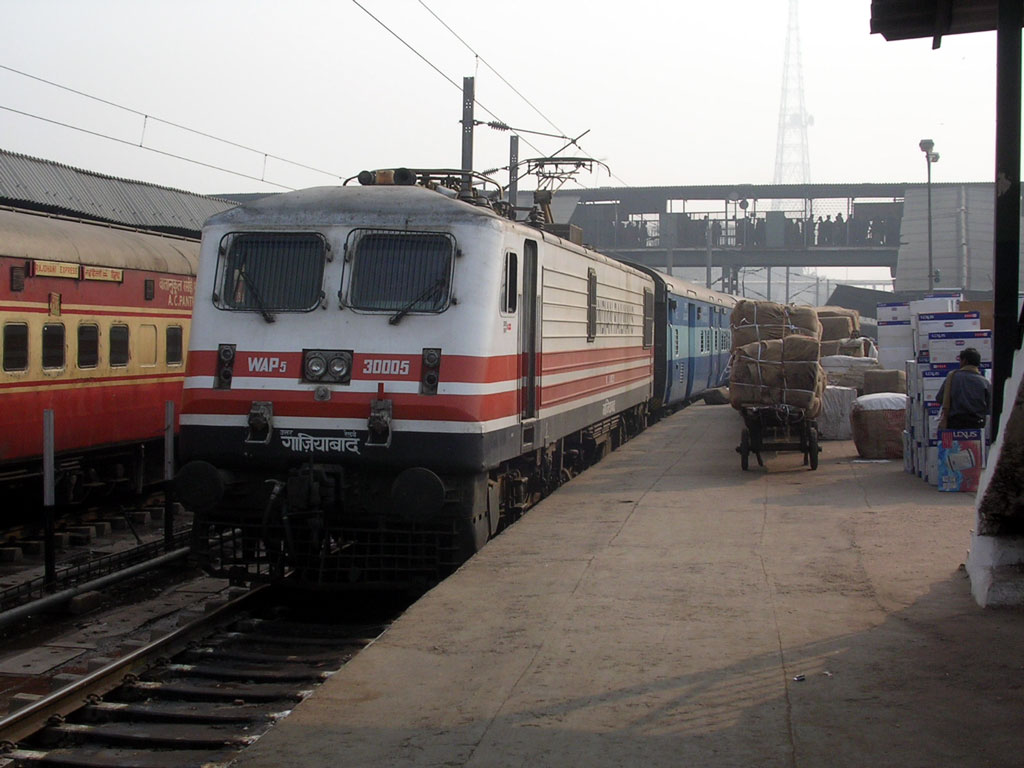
[110,325,130,367]
[166,326,183,365]
[642,288,654,349]
[3,323,29,372]
[501,252,518,314]
[42,323,65,369]
[586,268,597,342]
[77,324,99,368]
[346,229,454,314]
[138,324,158,367]
[214,232,327,312]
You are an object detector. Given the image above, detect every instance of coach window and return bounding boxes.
[2,323,28,371]
[139,324,157,367]
[501,252,518,314]
[110,325,130,367]
[166,326,183,365]
[77,324,99,368]
[42,323,65,369]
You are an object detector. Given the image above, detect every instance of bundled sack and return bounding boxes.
[818,386,858,440]
[838,338,867,357]
[862,369,907,395]
[821,338,868,357]
[850,393,908,459]
[819,315,855,341]
[730,300,822,349]
[820,354,884,392]
[816,306,861,335]
[729,335,824,417]
[820,339,843,357]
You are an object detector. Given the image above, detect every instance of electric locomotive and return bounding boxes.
[176,171,661,587]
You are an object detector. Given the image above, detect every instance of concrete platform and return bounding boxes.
[234,403,1024,768]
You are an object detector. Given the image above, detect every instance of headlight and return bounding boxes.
[328,354,351,378]
[305,353,327,380]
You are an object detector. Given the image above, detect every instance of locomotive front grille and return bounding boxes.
[193,513,462,588]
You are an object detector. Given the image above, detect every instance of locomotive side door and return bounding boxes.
[520,239,539,445]
[686,301,697,400]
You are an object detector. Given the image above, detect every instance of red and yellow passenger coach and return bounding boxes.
[0,208,197,502]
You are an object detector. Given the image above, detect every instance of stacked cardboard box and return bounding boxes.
[892,294,993,488]
[877,301,912,370]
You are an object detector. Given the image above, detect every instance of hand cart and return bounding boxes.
[737,404,820,471]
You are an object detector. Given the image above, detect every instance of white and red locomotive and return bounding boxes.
[176,172,730,587]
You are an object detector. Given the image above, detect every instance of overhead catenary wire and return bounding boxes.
[416,0,629,187]
[0,63,350,189]
[0,104,295,190]
[350,0,545,159]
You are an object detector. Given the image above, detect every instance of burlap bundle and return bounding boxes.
[729,336,824,417]
[816,306,861,335]
[730,300,822,349]
[838,338,865,357]
[819,315,855,341]
[851,406,905,458]
[862,369,907,395]
[820,339,843,357]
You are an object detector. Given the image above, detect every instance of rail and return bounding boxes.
[0,527,192,613]
[0,585,266,746]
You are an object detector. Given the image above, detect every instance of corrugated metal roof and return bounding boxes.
[0,148,236,237]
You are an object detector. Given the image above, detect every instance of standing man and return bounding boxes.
[937,348,992,429]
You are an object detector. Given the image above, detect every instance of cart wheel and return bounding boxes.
[808,427,819,470]
[740,428,750,471]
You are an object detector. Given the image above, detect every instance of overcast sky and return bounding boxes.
[0,0,1002,198]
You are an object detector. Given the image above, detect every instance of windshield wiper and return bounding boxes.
[388,279,445,325]
[238,268,276,324]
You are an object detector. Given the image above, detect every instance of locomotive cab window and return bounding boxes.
[502,252,518,314]
[77,324,99,368]
[345,229,454,315]
[110,325,129,367]
[42,324,65,369]
[3,323,28,371]
[215,232,327,313]
[166,326,183,365]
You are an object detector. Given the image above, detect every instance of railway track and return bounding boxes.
[0,586,387,768]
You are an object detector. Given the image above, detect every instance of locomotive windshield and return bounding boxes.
[346,229,454,316]
[214,232,327,314]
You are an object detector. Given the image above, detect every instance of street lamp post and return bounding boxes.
[919,139,940,287]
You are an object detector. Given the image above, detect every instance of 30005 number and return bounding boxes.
[361,358,410,376]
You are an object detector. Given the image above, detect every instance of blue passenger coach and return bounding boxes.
[628,264,736,410]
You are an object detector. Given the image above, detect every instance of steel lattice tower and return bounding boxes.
[772,0,812,185]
